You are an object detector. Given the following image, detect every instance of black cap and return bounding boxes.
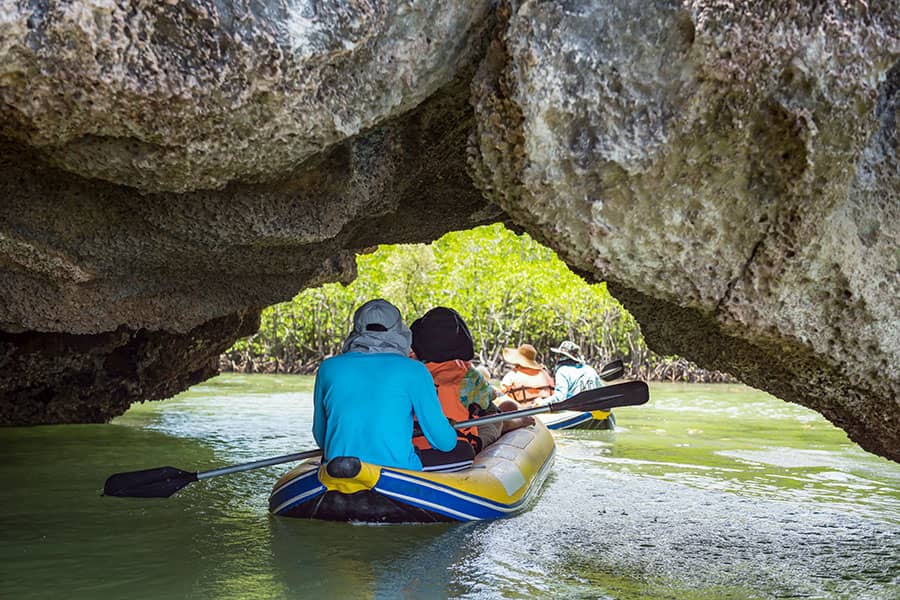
[410,307,474,362]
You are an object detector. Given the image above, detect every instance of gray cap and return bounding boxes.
[343,299,412,355]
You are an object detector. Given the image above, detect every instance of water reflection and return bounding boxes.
[455,460,900,599]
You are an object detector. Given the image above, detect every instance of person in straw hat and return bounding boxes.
[545,340,603,404]
[499,343,555,405]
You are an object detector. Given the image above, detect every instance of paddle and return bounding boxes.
[413,379,648,435]
[454,379,648,429]
[104,380,649,498]
[103,448,324,498]
[598,359,625,382]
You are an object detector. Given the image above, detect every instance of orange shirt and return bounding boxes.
[413,360,479,450]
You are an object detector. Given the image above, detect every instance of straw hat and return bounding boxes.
[550,340,584,363]
[502,344,542,369]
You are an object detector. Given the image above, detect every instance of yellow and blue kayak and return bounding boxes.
[537,409,615,430]
[268,421,555,523]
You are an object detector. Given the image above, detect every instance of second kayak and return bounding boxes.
[537,409,615,430]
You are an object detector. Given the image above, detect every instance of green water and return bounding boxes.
[1,376,898,599]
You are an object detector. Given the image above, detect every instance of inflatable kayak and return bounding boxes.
[537,409,615,430]
[268,420,555,523]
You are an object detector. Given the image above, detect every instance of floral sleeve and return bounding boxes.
[459,368,498,415]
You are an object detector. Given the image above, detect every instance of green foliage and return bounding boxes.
[225,224,723,380]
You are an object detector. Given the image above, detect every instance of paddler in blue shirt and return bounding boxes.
[544,340,603,403]
[312,299,458,471]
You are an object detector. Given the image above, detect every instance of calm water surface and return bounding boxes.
[1,376,898,599]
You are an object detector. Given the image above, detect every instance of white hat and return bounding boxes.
[550,340,584,363]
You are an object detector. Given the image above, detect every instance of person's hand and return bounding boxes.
[501,416,534,433]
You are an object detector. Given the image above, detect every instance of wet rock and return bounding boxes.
[469,1,900,460]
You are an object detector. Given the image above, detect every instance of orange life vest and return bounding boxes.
[413,360,479,451]
[502,366,555,402]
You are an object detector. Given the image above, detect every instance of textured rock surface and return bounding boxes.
[0,309,259,424]
[0,68,497,336]
[470,1,900,460]
[0,2,498,336]
[0,0,491,192]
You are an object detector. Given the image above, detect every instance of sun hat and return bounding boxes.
[342,299,412,355]
[550,340,584,363]
[501,344,542,369]
[410,307,474,362]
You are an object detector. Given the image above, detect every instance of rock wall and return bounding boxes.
[0,0,492,192]
[469,1,900,460]
[0,2,898,461]
[0,1,501,423]
[0,309,259,424]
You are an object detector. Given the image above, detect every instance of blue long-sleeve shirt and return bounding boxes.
[544,362,602,404]
[312,352,458,470]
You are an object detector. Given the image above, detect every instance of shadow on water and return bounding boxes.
[269,518,473,599]
[0,423,219,599]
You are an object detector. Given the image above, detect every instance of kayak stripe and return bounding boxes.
[376,477,506,521]
[271,467,320,498]
[378,471,524,511]
[270,469,324,512]
[545,412,594,430]
[375,448,555,521]
[376,489,491,521]
[422,459,474,473]
[272,484,326,515]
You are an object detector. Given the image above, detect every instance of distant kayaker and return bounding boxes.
[410,307,532,464]
[499,343,555,405]
[312,299,458,471]
[544,340,603,403]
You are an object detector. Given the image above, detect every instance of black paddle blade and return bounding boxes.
[103,466,198,498]
[598,359,625,382]
[553,380,650,413]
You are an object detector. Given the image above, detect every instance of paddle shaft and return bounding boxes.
[197,396,621,483]
[451,392,626,430]
[194,404,554,479]
[197,449,323,480]
[199,385,637,480]
[105,380,647,497]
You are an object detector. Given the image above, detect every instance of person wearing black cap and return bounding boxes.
[411,307,532,463]
[312,299,458,471]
